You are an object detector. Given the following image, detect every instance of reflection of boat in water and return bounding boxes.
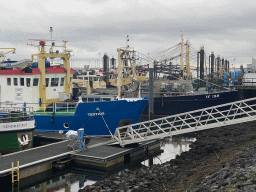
[21,172,101,192]
[0,39,148,135]
[0,105,35,154]
[23,174,71,192]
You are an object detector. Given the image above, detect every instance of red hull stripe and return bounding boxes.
[0,66,74,75]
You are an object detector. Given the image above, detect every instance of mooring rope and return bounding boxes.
[98,108,114,138]
[79,106,113,138]
[80,108,98,128]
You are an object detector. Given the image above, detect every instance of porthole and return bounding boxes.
[63,123,69,129]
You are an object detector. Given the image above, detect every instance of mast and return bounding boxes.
[185,40,190,79]
[216,55,220,77]
[210,52,215,82]
[29,39,72,109]
[132,50,136,78]
[199,46,204,86]
[180,34,184,79]
[117,48,123,98]
[49,27,53,65]
[117,47,136,98]
[116,35,137,98]
[221,57,224,76]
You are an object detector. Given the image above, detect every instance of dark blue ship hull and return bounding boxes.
[143,90,238,116]
[34,98,148,135]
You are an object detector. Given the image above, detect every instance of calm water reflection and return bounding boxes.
[142,136,196,166]
[20,136,196,192]
[21,173,101,192]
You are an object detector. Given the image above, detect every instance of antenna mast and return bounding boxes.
[49,27,53,64]
[180,33,184,79]
[126,35,129,47]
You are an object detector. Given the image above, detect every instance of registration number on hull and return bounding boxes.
[206,94,220,99]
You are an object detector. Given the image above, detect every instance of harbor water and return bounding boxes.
[18,135,196,192]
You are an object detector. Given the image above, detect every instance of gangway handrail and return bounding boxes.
[114,97,256,147]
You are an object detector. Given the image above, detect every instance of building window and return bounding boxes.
[51,78,59,87]
[33,78,39,86]
[46,78,49,87]
[60,78,65,86]
[7,78,11,86]
[26,78,31,87]
[20,78,24,86]
[14,78,18,86]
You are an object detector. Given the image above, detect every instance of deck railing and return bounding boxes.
[0,102,78,115]
[0,105,34,122]
[34,102,78,114]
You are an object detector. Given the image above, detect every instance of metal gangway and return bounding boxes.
[114,97,256,147]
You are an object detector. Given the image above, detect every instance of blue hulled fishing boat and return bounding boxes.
[0,40,148,135]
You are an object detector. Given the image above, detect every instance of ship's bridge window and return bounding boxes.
[20,78,24,86]
[102,98,111,101]
[60,78,64,86]
[95,98,100,101]
[51,78,59,87]
[14,78,18,86]
[46,78,49,87]
[88,98,94,102]
[82,98,88,102]
[26,78,30,87]
[7,78,11,86]
[78,77,83,80]
[33,78,39,86]
[85,77,88,80]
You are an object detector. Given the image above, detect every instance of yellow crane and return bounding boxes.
[0,48,16,58]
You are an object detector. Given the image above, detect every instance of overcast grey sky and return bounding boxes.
[1,0,256,67]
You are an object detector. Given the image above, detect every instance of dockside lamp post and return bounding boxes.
[149,62,154,120]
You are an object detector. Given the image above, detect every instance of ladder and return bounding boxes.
[114,97,256,147]
[12,161,19,192]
